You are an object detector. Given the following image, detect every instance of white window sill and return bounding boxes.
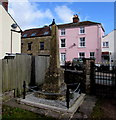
[79,33,86,35]
[60,47,66,49]
[78,46,86,48]
[102,47,109,48]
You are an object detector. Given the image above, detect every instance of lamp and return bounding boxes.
[11,23,17,29]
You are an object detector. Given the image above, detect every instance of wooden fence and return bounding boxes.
[35,56,49,85]
[1,54,50,97]
[2,55,32,96]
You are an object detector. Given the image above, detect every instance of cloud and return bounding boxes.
[8,0,54,30]
[55,5,74,23]
[83,15,90,21]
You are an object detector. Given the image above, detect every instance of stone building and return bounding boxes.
[21,26,51,56]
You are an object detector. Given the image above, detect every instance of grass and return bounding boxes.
[90,98,104,119]
[2,105,57,120]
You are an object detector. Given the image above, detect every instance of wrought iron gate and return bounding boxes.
[91,63,116,98]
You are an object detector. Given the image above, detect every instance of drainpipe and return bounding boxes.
[97,25,99,63]
[109,52,112,70]
[97,25,102,64]
[11,30,13,54]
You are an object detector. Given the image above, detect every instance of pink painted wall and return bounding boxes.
[59,25,104,64]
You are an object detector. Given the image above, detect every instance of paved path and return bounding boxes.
[71,95,97,119]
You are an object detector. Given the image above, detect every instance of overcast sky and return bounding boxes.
[8,1,114,34]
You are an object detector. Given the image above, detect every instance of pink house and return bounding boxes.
[58,15,105,65]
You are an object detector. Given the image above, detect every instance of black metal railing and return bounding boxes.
[23,81,39,99]
[92,64,116,98]
[66,83,81,108]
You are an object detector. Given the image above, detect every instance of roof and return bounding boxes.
[22,26,51,38]
[58,21,105,32]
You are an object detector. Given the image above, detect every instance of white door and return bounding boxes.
[60,53,66,65]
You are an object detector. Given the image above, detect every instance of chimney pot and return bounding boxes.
[73,14,79,23]
[2,1,8,11]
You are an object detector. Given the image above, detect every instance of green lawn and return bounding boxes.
[2,105,57,120]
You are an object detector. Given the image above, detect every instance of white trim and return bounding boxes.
[78,52,85,58]
[60,29,65,36]
[90,52,95,58]
[78,37,86,47]
[60,53,66,65]
[79,27,85,34]
[60,38,66,48]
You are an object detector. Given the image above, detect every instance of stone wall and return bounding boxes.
[83,58,95,94]
[21,36,51,56]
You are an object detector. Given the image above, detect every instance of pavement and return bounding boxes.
[71,95,97,119]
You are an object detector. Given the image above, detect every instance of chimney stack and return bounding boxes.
[73,14,79,23]
[2,1,8,11]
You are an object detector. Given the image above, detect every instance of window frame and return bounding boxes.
[40,42,44,50]
[61,29,65,36]
[79,37,86,47]
[103,42,109,48]
[105,42,109,47]
[23,34,28,37]
[79,52,85,58]
[60,53,66,62]
[80,27,85,34]
[28,42,32,51]
[31,33,36,37]
[90,52,95,58]
[60,39,66,48]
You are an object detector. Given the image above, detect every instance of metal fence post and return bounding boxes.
[90,61,95,95]
[65,61,66,70]
[66,84,70,109]
[23,81,26,99]
[13,89,15,98]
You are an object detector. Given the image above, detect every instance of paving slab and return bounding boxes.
[72,95,97,119]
